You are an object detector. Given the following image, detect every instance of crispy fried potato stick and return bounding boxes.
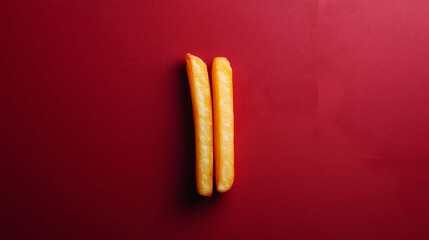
[185,53,213,196]
[212,57,234,193]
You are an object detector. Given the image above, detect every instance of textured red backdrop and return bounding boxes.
[1,0,428,239]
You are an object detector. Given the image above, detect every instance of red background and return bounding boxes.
[1,0,428,239]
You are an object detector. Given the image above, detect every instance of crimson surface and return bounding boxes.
[1,0,428,239]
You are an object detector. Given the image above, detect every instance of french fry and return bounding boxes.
[212,57,234,193]
[185,53,213,196]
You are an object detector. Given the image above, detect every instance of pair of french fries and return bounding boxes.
[185,53,234,196]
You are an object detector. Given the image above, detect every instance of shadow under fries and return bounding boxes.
[177,62,220,210]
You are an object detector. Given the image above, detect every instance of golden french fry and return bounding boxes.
[212,57,234,193]
[185,53,213,196]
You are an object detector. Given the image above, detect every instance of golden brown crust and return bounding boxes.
[212,57,234,193]
[185,54,213,196]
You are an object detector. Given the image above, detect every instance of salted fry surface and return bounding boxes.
[185,53,213,196]
[212,57,234,193]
